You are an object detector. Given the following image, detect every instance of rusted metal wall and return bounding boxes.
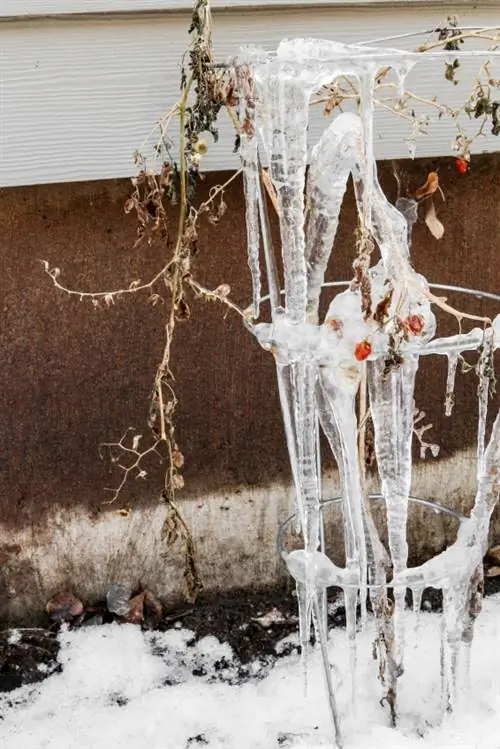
[0,155,499,622]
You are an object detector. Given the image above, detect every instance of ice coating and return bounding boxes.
[240,131,261,319]
[445,353,459,417]
[238,37,500,745]
[305,113,363,323]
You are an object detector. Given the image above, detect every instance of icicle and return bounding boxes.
[242,162,261,318]
[254,61,330,323]
[369,355,418,669]
[285,547,347,740]
[314,594,343,749]
[305,113,362,322]
[316,375,367,628]
[237,78,261,319]
[442,584,468,713]
[395,64,410,99]
[478,375,489,472]
[411,586,424,639]
[476,331,494,472]
[439,610,448,714]
[444,353,459,417]
[343,586,359,713]
[256,155,281,314]
[296,581,312,696]
[371,362,416,675]
[276,362,304,532]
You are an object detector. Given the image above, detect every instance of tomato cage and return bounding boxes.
[233,32,500,748]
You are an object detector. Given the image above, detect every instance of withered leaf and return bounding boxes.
[125,592,145,624]
[415,171,440,200]
[373,288,394,324]
[424,201,445,239]
[172,449,185,469]
[46,591,84,622]
[486,544,500,563]
[143,589,163,628]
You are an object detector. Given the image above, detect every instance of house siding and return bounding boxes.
[1,4,500,186]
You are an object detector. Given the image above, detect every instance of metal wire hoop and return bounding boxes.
[277,495,466,590]
[256,282,500,309]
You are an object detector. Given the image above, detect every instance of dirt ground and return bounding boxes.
[1,576,499,695]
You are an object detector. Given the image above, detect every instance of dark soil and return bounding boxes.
[0,628,60,692]
[1,576,499,695]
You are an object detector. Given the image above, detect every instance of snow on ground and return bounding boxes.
[1,595,499,749]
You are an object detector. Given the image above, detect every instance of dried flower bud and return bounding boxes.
[215,284,231,298]
[193,138,208,155]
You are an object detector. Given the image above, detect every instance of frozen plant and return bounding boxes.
[237,37,500,746]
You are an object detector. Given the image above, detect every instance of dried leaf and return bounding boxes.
[172,473,185,490]
[424,201,445,240]
[172,449,185,469]
[125,592,145,624]
[486,544,500,563]
[484,544,500,576]
[46,591,84,622]
[486,565,500,577]
[373,288,394,324]
[143,589,163,628]
[415,171,440,200]
[162,508,180,547]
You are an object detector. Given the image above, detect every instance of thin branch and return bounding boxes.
[41,259,170,301]
[417,27,500,53]
[101,429,164,505]
[187,278,248,318]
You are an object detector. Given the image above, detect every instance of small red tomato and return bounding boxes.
[354,340,372,362]
[404,314,425,336]
[455,157,470,174]
[326,317,343,334]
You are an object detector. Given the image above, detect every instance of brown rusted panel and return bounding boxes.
[0,154,499,535]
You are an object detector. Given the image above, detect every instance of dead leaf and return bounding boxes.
[125,592,145,624]
[486,544,500,563]
[373,288,394,324]
[484,545,500,576]
[415,171,440,200]
[46,592,84,622]
[424,201,445,240]
[252,607,287,628]
[485,565,500,577]
[143,589,163,628]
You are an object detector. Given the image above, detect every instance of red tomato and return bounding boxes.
[354,340,372,361]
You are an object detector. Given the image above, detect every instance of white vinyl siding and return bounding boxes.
[1,3,499,186]
[3,0,497,18]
